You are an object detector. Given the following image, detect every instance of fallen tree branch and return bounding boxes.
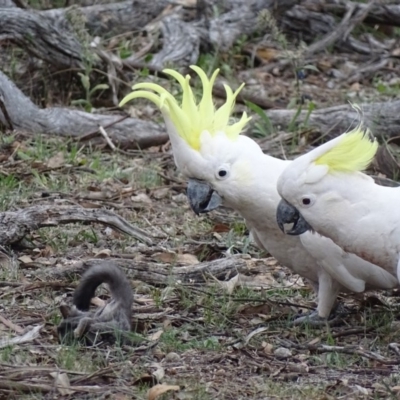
[208,0,298,50]
[0,380,103,395]
[146,14,201,69]
[0,0,16,7]
[306,0,375,56]
[0,1,171,69]
[0,205,153,246]
[277,338,400,366]
[0,8,84,69]
[317,0,400,28]
[0,0,298,70]
[346,57,391,84]
[0,71,168,150]
[264,100,400,139]
[213,82,279,110]
[283,1,392,57]
[50,256,251,284]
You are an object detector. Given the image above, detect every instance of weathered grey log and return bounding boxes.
[0,205,153,246]
[282,4,391,57]
[0,8,84,69]
[147,14,201,69]
[0,4,84,93]
[305,1,375,56]
[0,70,168,149]
[264,101,400,139]
[0,0,16,6]
[51,256,251,284]
[0,1,170,69]
[317,0,400,27]
[1,0,397,71]
[47,0,169,37]
[0,0,299,70]
[209,0,298,50]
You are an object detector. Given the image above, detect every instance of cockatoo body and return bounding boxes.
[120,67,398,323]
[276,127,400,282]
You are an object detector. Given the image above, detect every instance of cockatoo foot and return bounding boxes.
[293,310,342,327]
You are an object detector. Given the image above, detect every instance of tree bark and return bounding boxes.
[0,1,170,69]
[282,2,391,57]
[0,7,84,69]
[0,205,153,246]
[0,70,168,149]
[50,256,253,285]
[316,0,400,27]
[0,0,16,6]
[264,100,400,140]
[0,0,299,69]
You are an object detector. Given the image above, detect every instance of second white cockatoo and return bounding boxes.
[120,66,398,324]
[276,126,400,283]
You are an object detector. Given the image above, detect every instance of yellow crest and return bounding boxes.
[119,66,251,150]
[314,125,378,172]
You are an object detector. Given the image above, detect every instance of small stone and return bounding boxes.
[274,347,292,359]
[152,346,165,361]
[164,352,181,363]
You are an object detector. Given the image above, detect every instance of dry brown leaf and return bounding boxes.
[37,245,54,257]
[216,274,240,295]
[148,384,180,400]
[50,372,74,396]
[148,329,164,341]
[317,58,333,71]
[18,255,33,264]
[391,48,400,57]
[133,374,157,386]
[308,337,321,346]
[131,193,152,204]
[0,325,43,348]
[152,188,169,200]
[0,253,12,270]
[154,252,199,265]
[112,394,131,400]
[0,313,24,334]
[47,151,65,169]
[173,0,196,6]
[154,252,176,263]
[212,223,230,233]
[238,303,272,316]
[152,365,165,382]
[176,253,199,265]
[350,82,360,92]
[93,248,111,258]
[263,342,274,354]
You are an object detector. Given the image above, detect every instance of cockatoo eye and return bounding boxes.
[216,165,230,180]
[301,195,315,207]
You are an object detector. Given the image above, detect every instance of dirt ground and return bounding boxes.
[0,130,400,399]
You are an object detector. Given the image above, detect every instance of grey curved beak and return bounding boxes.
[276,199,312,235]
[187,178,222,215]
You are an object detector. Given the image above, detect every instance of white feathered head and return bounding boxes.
[120,66,259,214]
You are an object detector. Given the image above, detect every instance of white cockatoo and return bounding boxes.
[276,126,400,283]
[120,67,397,324]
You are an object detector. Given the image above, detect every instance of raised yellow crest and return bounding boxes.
[314,125,378,172]
[119,66,251,150]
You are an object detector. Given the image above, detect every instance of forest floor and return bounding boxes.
[1,130,400,399]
